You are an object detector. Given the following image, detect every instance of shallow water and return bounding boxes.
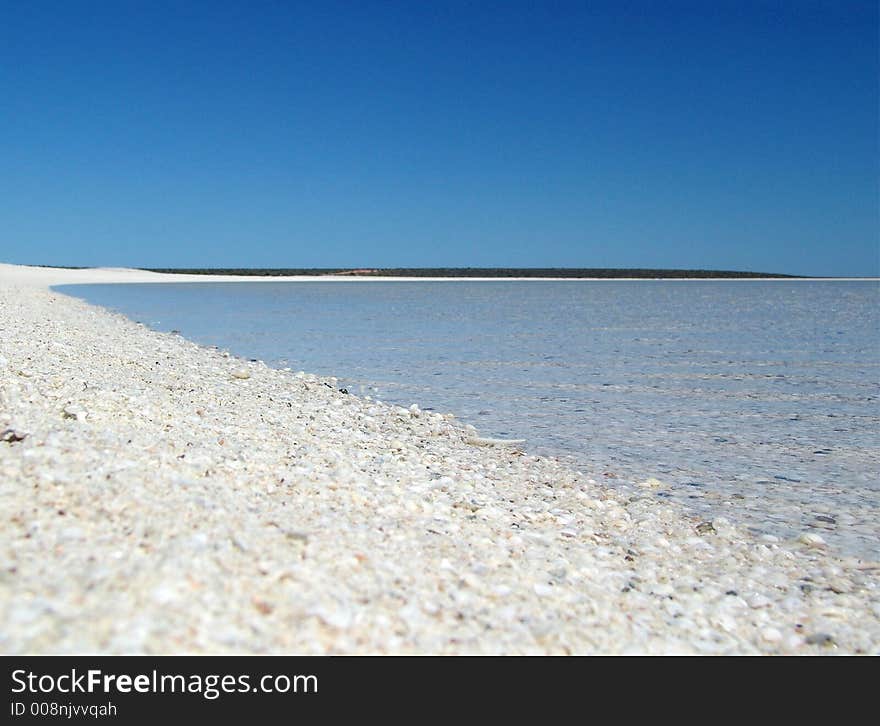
[60,280,880,559]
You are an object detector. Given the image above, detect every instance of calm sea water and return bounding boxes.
[60,281,880,559]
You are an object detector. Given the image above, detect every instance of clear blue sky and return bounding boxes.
[1,1,876,275]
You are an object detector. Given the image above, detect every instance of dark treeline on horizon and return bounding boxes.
[142,267,802,278]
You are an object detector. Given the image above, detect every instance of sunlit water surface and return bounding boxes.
[60,280,880,559]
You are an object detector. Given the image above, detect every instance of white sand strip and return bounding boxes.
[0,263,350,287]
[0,263,877,653]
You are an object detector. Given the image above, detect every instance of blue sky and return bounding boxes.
[1,1,876,275]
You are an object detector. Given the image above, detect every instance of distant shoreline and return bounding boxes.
[5,264,876,286]
[143,267,802,279]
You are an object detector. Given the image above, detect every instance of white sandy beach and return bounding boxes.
[0,262,877,653]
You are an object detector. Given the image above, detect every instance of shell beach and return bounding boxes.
[1,264,877,654]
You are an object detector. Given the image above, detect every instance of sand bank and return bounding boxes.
[0,263,877,653]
